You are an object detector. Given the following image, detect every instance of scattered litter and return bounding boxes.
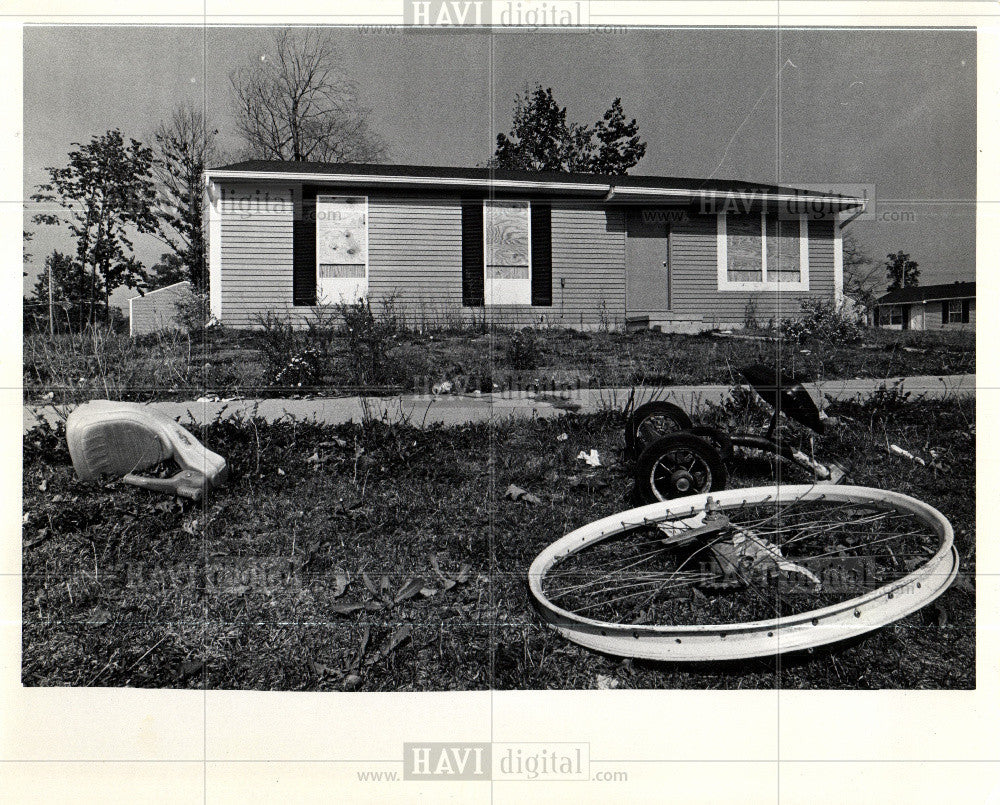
[505,484,543,505]
[432,380,453,395]
[889,444,926,466]
[333,571,350,598]
[595,674,620,690]
[66,400,228,500]
[195,395,221,403]
[342,673,362,691]
[556,432,569,442]
[567,475,609,491]
[576,449,602,467]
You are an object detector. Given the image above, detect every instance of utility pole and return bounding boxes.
[48,262,54,337]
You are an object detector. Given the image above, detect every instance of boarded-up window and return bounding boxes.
[316,196,368,303]
[726,213,762,283]
[484,200,531,305]
[765,217,802,283]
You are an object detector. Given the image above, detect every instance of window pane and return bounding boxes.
[726,213,762,282]
[485,200,530,268]
[947,300,963,323]
[766,217,801,282]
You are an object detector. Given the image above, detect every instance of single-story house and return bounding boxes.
[203,161,865,332]
[874,281,975,331]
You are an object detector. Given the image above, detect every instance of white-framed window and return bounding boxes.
[716,212,809,291]
[316,195,368,303]
[484,199,531,306]
[946,299,964,324]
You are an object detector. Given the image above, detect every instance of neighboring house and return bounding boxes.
[203,161,865,332]
[128,281,191,336]
[874,281,975,331]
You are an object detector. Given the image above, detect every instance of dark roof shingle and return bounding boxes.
[876,282,975,305]
[207,160,862,203]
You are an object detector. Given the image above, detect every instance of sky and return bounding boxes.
[22,26,976,302]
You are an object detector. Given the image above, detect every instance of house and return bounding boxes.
[128,280,192,336]
[874,281,975,331]
[203,161,865,332]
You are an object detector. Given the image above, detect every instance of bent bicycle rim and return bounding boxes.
[527,485,958,662]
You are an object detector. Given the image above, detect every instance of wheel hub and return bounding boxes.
[670,469,695,493]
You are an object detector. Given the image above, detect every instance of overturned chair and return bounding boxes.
[67,400,228,500]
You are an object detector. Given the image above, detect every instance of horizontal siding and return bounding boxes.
[669,214,837,328]
[129,281,191,336]
[218,183,296,327]
[215,180,837,332]
[216,185,626,331]
[368,199,626,331]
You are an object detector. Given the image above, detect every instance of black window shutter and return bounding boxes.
[461,199,484,307]
[293,186,317,306]
[530,201,552,306]
[962,299,970,323]
[941,301,948,324]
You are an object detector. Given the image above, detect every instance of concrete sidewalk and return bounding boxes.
[23,374,975,432]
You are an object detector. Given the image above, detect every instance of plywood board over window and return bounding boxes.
[316,195,368,303]
[717,212,809,291]
[484,199,531,305]
[765,217,802,282]
[725,213,762,282]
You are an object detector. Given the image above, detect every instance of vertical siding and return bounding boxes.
[129,281,192,336]
[669,213,836,328]
[218,183,295,327]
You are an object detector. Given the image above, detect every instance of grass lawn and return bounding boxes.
[23,323,974,405]
[21,390,975,690]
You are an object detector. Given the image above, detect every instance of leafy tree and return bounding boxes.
[23,230,33,272]
[31,130,158,326]
[491,85,646,174]
[28,251,90,331]
[884,250,920,290]
[842,234,881,316]
[149,252,190,288]
[152,104,217,289]
[230,29,386,163]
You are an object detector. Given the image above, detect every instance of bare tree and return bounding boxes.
[842,234,881,322]
[229,29,386,163]
[152,104,218,289]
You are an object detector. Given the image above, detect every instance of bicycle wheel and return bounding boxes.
[625,401,694,457]
[528,485,958,661]
[635,433,728,502]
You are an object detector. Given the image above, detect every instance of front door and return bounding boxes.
[316,195,368,304]
[625,211,670,316]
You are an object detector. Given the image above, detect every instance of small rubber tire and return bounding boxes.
[687,425,735,465]
[635,433,728,503]
[625,401,694,458]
